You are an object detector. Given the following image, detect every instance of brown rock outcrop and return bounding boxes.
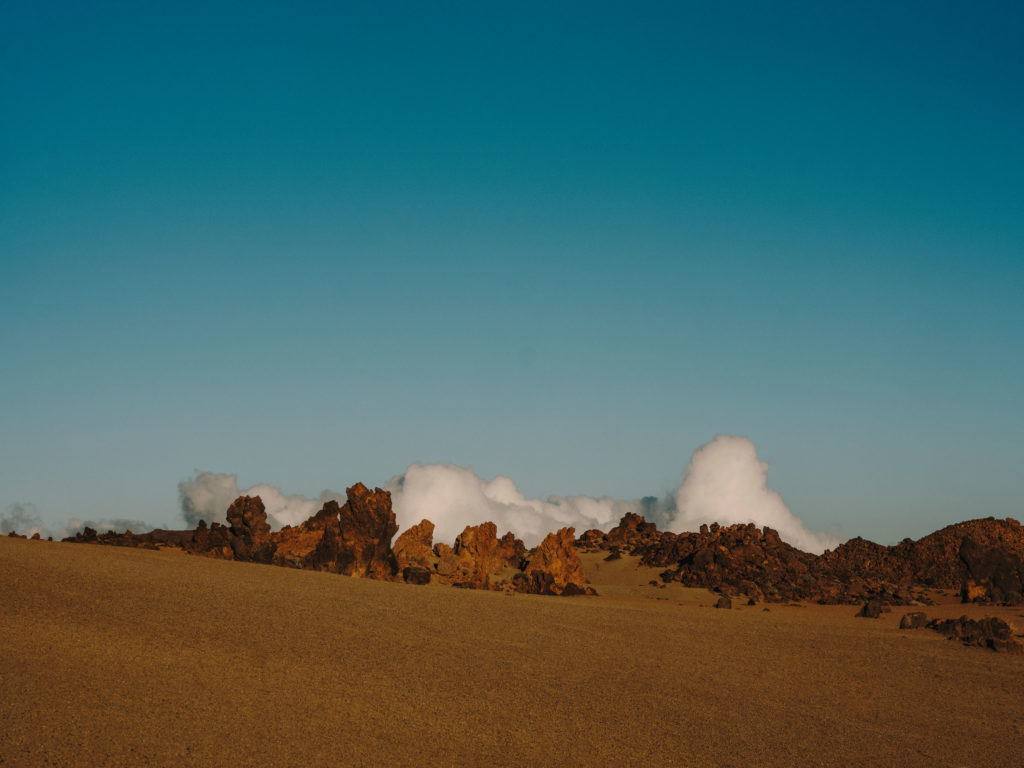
[497,531,527,570]
[640,522,816,603]
[272,502,343,570]
[225,496,274,563]
[334,483,399,579]
[393,520,435,571]
[958,537,1024,605]
[516,527,595,596]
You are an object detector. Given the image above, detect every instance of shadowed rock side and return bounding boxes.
[578,514,1024,606]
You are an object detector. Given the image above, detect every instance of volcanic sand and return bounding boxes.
[2,537,1023,767]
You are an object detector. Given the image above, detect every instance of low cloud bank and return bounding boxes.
[382,463,661,548]
[0,501,153,540]
[176,435,838,553]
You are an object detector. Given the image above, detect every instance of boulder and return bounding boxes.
[856,601,883,618]
[393,520,435,571]
[517,527,595,596]
[899,611,928,629]
[224,496,274,563]
[715,596,732,609]
[403,566,432,585]
[926,615,1024,654]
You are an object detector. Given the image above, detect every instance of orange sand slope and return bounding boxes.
[2,537,1023,767]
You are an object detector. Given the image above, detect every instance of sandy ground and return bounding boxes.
[2,537,1023,767]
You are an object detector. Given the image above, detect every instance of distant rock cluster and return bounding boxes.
[897,612,1023,654]
[576,512,1024,607]
[20,487,1024,612]
[58,483,595,597]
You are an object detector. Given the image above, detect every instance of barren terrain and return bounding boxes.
[2,537,1022,767]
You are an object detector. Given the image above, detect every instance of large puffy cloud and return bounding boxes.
[667,435,838,554]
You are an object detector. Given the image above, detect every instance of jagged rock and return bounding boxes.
[497,531,527,570]
[272,503,342,570]
[454,522,503,586]
[185,520,235,560]
[819,517,1024,603]
[7,531,26,539]
[576,529,605,551]
[604,512,661,552]
[334,483,399,579]
[926,615,1023,654]
[640,522,816,603]
[516,527,594,596]
[403,566,432,585]
[856,601,883,618]
[715,596,732,609]
[225,496,274,563]
[393,520,435,571]
[899,611,928,629]
[434,543,459,577]
[432,522,522,589]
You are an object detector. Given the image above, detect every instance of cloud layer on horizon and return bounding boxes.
[171,435,838,553]
[2,436,838,553]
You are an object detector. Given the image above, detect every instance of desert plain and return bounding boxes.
[2,535,1023,767]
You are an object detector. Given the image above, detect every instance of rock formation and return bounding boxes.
[899,611,928,629]
[926,615,1023,654]
[515,527,595,596]
[224,495,274,563]
[393,520,435,572]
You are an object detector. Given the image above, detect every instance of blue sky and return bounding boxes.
[2,1,1022,543]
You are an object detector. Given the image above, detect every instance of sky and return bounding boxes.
[2,1,1022,545]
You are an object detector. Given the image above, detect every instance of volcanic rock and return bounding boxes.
[640,522,816,603]
[393,520,435,571]
[856,601,883,619]
[958,537,1024,605]
[899,611,928,629]
[272,502,342,570]
[225,496,274,563]
[497,531,527,570]
[402,566,433,585]
[516,527,594,596]
[334,483,399,579]
[715,596,732,609]
[926,615,1024,654]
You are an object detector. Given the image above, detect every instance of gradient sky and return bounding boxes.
[2,1,1022,544]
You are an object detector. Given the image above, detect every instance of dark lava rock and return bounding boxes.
[856,601,883,618]
[926,615,1023,654]
[899,611,929,629]
[715,596,732,609]
[402,565,432,585]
